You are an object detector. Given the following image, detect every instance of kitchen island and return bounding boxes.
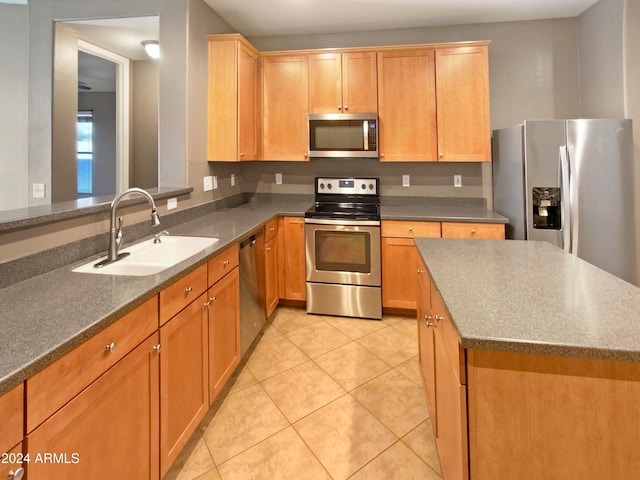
[415,238,640,480]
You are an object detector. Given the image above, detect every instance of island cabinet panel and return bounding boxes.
[441,221,504,239]
[435,45,491,162]
[416,259,436,433]
[262,55,309,161]
[279,216,306,301]
[26,297,158,432]
[0,384,23,477]
[377,49,438,161]
[466,350,640,480]
[308,51,377,114]
[159,293,209,477]
[26,334,160,480]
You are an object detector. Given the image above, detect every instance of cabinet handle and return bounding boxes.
[269,227,276,231]
[380,153,385,158]
[266,247,272,252]
[239,152,244,157]
[471,228,477,235]
[304,153,308,158]
[210,296,217,304]
[337,105,342,111]
[223,259,230,266]
[424,315,434,327]
[439,153,444,158]
[105,342,117,353]
[153,344,162,353]
[344,105,348,111]
[434,314,444,323]
[8,468,24,480]
[417,269,424,274]
[299,220,304,226]
[185,286,193,294]
[408,227,413,233]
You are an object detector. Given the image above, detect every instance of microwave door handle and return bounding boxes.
[363,121,369,151]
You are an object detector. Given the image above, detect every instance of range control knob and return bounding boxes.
[369,183,374,190]
[361,184,366,190]
[319,183,325,190]
[327,183,332,190]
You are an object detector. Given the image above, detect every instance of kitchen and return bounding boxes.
[1,0,640,479]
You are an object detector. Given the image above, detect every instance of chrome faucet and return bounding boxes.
[94,188,161,267]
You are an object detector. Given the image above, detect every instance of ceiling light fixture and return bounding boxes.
[141,40,160,59]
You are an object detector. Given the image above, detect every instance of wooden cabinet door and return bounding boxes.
[26,335,160,480]
[377,49,437,161]
[262,55,309,160]
[341,51,378,113]
[264,235,279,317]
[281,217,306,301]
[308,53,342,114]
[382,237,417,310]
[159,293,209,476]
[435,45,491,162]
[417,269,436,433]
[208,267,240,401]
[1,444,23,480]
[0,385,23,478]
[238,41,259,160]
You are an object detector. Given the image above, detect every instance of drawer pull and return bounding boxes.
[153,344,162,353]
[185,287,193,294]
[408,227,413,232]
[471,228,477,234]
[434,314,444,323]
[269,227,276,231]
[105,342,117,353]
[417,269,424,274]
[424,315,434,327]
[223,259,230,266]
[266,247,272,252]
[8,468,24,480]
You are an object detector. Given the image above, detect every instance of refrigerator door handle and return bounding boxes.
[567,143,579,255]
[559,145,571,253]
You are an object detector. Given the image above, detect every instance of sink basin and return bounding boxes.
[73,235,220,276]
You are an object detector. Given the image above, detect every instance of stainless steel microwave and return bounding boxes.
[308,113,378,158]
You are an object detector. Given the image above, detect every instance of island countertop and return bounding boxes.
[415,238,640,363]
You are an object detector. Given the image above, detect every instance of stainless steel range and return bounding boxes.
[305,177,382,320]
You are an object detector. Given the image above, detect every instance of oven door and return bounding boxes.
[305,219,381,287]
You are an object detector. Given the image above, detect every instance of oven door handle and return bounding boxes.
[304,218,381,227]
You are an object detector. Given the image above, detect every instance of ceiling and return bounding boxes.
[203,0,599,37]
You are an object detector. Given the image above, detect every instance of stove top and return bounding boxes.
[305,177,380,221]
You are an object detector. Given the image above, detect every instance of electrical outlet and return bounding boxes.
[213,175,218,189]
[231,173,236,187]
[167,198,178,210]
[275,173,283,185]
[454,175,462,187]
[32,183,46,199]
[402,174,410,187]
[203,176,213,192]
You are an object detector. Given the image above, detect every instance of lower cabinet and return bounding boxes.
[0,385,24,479]
[264,233,279,317]
[207,266,240,401]
[26,334,160,480]
[279,216,306,301]
[159,293,209,476]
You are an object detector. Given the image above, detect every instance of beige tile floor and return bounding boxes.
[164,307,442,480]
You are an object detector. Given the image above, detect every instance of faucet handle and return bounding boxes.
[154,230,170,244]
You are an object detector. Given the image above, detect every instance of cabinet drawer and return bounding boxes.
[160,264,208,326]
[432,289,465,384]
[27,296,158,432]
[208,243,239,287]
[441,222,505,239]
[0,384,23,453]
[264,218,278,242]
[382,220,441,238]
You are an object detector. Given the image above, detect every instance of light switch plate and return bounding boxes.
[167,198,178,210]
[231,173,236,187]
[454,175,462,187]
[275,173,283,185]
[402,174,410,187]
[204,176,213,192]
[213,176,218,189]
[33,183,46,199]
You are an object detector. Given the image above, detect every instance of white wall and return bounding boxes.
[0,4,29,211]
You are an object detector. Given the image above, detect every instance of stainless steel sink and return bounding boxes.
[72,235,220,276]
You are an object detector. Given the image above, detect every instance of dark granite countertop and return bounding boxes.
[415,238,640,363]
[0,196,506,395]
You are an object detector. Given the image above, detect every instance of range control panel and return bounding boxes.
[315,177,379,195]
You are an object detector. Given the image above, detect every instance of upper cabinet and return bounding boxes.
[377,49,438,162]
[262,55,309,161]
[435,45,491,162]
[207,35,491,163]
[208,35,260,161]
[378,43,491,162]
[308,52,377,114]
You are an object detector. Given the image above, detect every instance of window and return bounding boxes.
[77,111,93,194]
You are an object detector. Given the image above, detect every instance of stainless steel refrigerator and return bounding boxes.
[492,119,636,284]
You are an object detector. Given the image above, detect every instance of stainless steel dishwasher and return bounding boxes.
[239,228,266,357]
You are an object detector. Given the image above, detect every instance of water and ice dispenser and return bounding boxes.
[532,187,561,230]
